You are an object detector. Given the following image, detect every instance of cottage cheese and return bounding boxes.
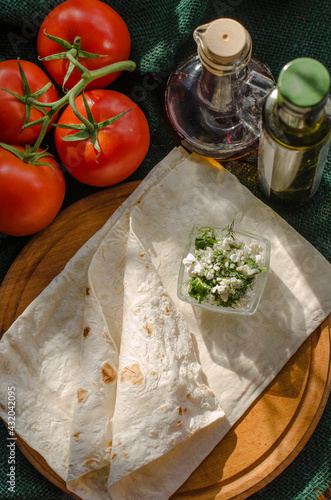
[182,226,267,308]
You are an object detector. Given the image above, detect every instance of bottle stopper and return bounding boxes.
[194,18,252,74]
[205,18,247,62]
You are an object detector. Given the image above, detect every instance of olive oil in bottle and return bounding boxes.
[258,58,331,207]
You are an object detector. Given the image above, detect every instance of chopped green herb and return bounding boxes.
[193,227,217,250]
[182,225,267,309]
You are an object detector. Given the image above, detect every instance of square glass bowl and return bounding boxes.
[177,225,271,315]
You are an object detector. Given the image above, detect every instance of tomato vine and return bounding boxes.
[2,57,136,163]
[0,0,148,236]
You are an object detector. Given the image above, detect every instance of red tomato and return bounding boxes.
[55,90,150,187]
[37,0,131,90]
[0,146,65,236]
[0,60,59,145]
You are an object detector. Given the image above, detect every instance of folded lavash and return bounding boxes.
[1,147,331,500]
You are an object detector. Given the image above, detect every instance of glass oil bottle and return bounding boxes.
[165,18,275,159]
[258,57,331,207]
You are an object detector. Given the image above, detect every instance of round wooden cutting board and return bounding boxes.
[0,181,330,500]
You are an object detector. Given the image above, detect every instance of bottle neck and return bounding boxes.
[193,20,252,111]
[198,64,246,110]
[277,91,326,130]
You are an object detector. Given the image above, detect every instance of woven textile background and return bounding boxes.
[0,0,330,499]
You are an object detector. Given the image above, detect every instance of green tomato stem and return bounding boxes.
[65,50,88,76]
[31,110,56,151]
[29,58,136,153]
[69,91,95,132]
[88,59,136,80]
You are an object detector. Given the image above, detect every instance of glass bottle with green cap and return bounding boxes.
[258,57,331,207]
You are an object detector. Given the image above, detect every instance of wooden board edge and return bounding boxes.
[172,318,331,500]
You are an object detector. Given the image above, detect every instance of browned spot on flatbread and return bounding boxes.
[145,265,150,270]
[111,453,117,461]
[144,322,153,335]
[183,407,188,413]
[201,384,214,395]
[166,306,170,313]
[178,407,182,416]
[102,363,117,383]
[86,286,91,296]
[139,253,146,258]
[186,393,191,399]
[120,362,144,386]
[77,389,88,403]
[73,432,81,438]
[83,326,91,339]
[177,420,182,426]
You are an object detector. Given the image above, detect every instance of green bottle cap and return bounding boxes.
[278,58,330,108]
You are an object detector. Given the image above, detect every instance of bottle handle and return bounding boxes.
[245,68,275,94]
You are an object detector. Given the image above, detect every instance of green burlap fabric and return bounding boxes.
[0,0,330,498]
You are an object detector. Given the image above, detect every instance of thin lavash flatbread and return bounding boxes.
[106,224,224,489]
[1,147,331,500]
[65,216,225,499]
[0,149,185,495]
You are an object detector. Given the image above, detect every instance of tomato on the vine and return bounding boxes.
[0,146,65,236]
[0,60,59,145]
[37,0,131,90]
[54,90,150,187]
